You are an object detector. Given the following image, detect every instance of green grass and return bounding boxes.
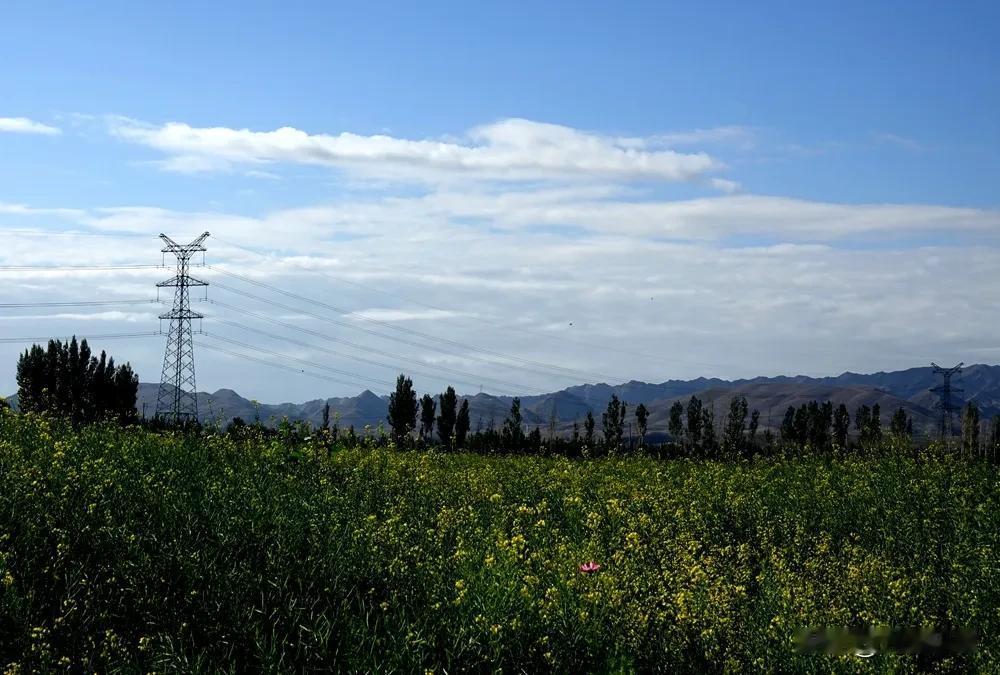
[1,410,997,673]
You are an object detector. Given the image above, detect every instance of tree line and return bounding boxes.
[14,337,138,426]
[373,374,1000,461]
[7,348,1000,463]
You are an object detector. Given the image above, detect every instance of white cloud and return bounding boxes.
[655,126,754,147]
[109,117,722,183]
[2,189,997,400]
[0,202,85,218]
[709,178,742,194]
[205,189,995,242]
[0,311,155,322]
[872,132,924,151]
[0,117,61,135]
[346,308,467,322]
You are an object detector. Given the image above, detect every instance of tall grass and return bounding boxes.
[0,410,997,672]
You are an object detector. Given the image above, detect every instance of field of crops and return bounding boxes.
[1,411,998,673]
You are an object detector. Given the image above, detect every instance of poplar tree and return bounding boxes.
[437,386,458,446]
[387,374,418,446]
[722,395,748,456]
[455,399,471,449]
[890,407,911,438]
[832,404,850,449]
[748,408,761,451]
[635,403,649,449]
[602,394,627,450]
[962,401,980,456]
[668,401,684,442]
[502,398,524,451]
[15,337,138,425]
[686,396,704,451]
[420,394,436,441]
[584,410,596,447]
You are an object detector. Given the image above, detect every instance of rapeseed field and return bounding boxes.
[1,410,996,673]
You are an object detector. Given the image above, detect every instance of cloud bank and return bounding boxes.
[110,117,722,183]
[0,117,61,135]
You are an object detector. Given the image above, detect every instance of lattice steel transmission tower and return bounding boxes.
[156,232,209,424]
[930,361,963,438]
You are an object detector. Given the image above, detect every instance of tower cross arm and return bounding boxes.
[157,274,209,288]
[160,231,211,254]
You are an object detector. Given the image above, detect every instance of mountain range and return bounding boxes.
[8,364,997,439]
[142,364,1000,438]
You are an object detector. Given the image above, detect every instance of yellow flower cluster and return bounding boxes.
[0,409,997,672]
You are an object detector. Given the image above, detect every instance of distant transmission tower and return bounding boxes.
[930,362,963,438]
[156,232,210,424]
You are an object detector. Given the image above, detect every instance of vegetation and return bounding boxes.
[1,410,997,672]
[15,337,138,426]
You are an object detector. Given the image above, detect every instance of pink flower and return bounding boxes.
[579,561,601,575]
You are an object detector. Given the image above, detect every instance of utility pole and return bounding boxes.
[930,362,963,439]
[156,232,209,424]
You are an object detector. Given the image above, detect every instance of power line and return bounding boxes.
[195,340,390,391]
[206,298,545,394]
[0,331,162,344]
[210,314,532,395]
[0,264,164,271]
[210,235,731,373]
[207,273,617,387]
[0,299,159,308]
[199,332,394,389]
[3,229,158,240]
[207,265,623,383]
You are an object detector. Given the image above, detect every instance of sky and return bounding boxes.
[1,0,999,403]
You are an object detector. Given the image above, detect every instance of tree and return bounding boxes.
[635,403,649,449]
[419,393,436,441]
[792,405,809,448]
[810,401,833,451]
[748,409,760,451]
[832,404,850,449]
[584,411,596,447]
[15,337,138,425]
[855,405,872,447]
[890,407,911,438]
[962,401,980,456]
[602,395,627,451]
[685,396,704,451]
[502,397,525,451]
[112,363,139,424]
[437,386,458,446]
[989,416,1000,461]
[387,374,418,446]
[14,344,46,413]
[869,403,882,443]
[701,405,717,457]
[322,402,331,430]
[668,401,684,442]
[455,399,470,449]
[780,406,797,444]
[722,395,748,456]
[528,426,543,454]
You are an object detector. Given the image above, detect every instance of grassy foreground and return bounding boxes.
[0,412,998,673]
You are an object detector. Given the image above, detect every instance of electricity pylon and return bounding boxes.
[930,362,963,438]
[156,232,209,424]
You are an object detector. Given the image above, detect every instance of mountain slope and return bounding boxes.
[7,364,998,436]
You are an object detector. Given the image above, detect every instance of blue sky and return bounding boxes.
[1,1,999,401]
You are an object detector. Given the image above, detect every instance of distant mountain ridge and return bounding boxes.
[8,364,998,438]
